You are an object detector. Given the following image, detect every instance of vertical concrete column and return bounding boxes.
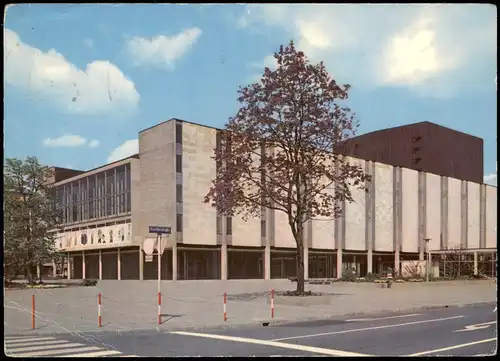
[36,264,41,280]
[82,251,86,279]
[172,245,178,281]
[367,250,373,274]
[67,253,71,280]
[303,247,309,280]
[336,249,343,279]
[394,250,400,275]
[139,244,144,281]
[473,251,478,275]
[117,248,121,280]
[264,245,271,280]
[52,260,57,277]
[98,249,102,280]
[221,244,228,280]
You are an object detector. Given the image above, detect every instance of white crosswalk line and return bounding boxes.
[6,340,69,347]
[4,336,137,357]
[62,350,122,357]
[5,337,56,344]
[5,336,49,341]
[8,342,86,353]
[8,346,101,357]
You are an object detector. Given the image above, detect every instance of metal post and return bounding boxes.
[158,234,162,295]
[424,238,430,282]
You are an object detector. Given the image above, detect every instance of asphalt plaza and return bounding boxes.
[7,304,497,357]
[169,303,498,357]
[23,302,496,357]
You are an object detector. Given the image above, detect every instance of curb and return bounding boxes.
[256,301,497,328]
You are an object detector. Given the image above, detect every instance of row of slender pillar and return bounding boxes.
[65,246,484,280]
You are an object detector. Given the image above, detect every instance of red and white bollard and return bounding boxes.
[32,294,36,330]
[223,293,227,322]
[271,289,275,319]
[97,293,102,327]
[158,292,162,325]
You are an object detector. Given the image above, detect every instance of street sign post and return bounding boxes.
[149,226,171,235]
[147,225,172,304]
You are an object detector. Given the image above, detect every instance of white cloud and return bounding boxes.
[126,28,202,70]
[484,174,497,186]
[107,139,138,163]
[4,28,140,115]
[247,55,279,82]
[88,139,100,148]
[43,134,100,148]
[235,4,496,97]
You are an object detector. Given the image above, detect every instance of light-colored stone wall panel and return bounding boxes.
[345,157,366,251]
[402,168,419,252]
[447,177,462,249]
[374,162,393,252]
[182,123,217,245]
[486,186,497,248]
[467,182,480,249]
[425,173,441,251]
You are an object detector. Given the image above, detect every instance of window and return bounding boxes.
[176,184,182,203]
[125,163,131,191]
[176,154,182,173]
[216,216,222,235]
[176,122,182,144]
[226,217,232,235]
[119,193,125,214]
[126,190,131,212]
[106,196,112,216]
[261,220,267,237]
[176,214,183,232]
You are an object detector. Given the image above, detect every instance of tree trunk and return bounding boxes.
[296,245,305,294]
[26,265,34,285]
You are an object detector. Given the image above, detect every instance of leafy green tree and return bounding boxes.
[4,157,60,284]
[204,41,369,294]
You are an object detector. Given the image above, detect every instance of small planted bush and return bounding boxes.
[82,279,98,287]
[341,268,358,282]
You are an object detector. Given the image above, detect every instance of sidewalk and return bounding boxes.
[4,279,497,335]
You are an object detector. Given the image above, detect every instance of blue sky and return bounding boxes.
[4,4,497,185]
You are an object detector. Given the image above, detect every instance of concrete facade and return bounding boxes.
[51,119,497,281]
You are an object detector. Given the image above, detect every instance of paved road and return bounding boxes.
[6,303,497,357]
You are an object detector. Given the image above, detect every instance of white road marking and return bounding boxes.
[4,335,136,358]
[8,343,85,353]
[5,337,56,344]
[61,350,122,357]
[271,315,465,341]
[453,321,497,333]
[408,338,497,356]
[346,314,420,322]
[9,346,101,357]
[6,340,68,347]
[5,336,49,341]
[171,331,369,357]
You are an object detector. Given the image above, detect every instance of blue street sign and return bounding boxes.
[149,226,172,235]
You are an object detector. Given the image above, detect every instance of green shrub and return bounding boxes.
[341,268,357,282]
[82,279,98,287]
[365,273,378,282]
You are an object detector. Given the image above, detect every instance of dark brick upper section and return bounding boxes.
[47,167,85,185]
[335,121,484,183]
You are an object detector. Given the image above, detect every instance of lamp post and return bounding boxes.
[424,238,431,282]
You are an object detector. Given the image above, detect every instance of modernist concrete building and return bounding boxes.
[51,119,498,281]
